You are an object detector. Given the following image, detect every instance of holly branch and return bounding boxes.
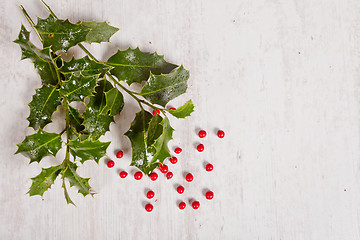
[15,0,194,204]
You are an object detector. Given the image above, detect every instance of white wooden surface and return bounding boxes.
[1,0,360,239]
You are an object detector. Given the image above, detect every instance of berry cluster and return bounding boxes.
[106,127,225,212]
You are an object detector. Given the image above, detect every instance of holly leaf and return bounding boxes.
[146,117,174,173]
[101,87,124,116]
[106,47,177,85]
[124,110,152,173]
[64,161,93,197]
[27,85,61,130]
[62,178,75,205]
[28,165,62,197]
[13,25,58,85]
[82,80,114,140]
[83,105,113,140]
[60,56,113,77]
[15,129,62,163]
[60,74,99,103]
[81,21,119,43]
[146,114,163,147]
[168,100,194,118]
[35,14,90,52]
[140,66,189,107]
[66,105,84,132]
[68,138,110,164]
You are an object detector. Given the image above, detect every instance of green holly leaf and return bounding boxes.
[68,138,110,164]
[107,47,177,85]
[146,114,163,147]
[27,85,61,130]
[64,161,93,197]
[60,56,113,77]
[15,129,62,163]
[13,25,58,85]
[62,178,75,205]
[146,117,174,173]
[101,87,124,116]
[124,110,153,172]
[35,14,90,52]
[60,74,99,103]
[81,21,119,43]
[28,165,62,197]
[82,80,114,140]
[168,100,194,118]
[66,105,84,132]
[140,66,189,107]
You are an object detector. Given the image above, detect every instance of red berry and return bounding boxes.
[177,185,185,194]
[206,163,213,172]
[145,203,153,212]
[166,172,173,179]
[150,172,158,181]
[185,173,193,182]
[169,107,176,111]
[217,130,225,138]
[116,150,123,158]
[205,191,214,200]
[134,171,143,180]
[197,144,204,152]
[174,147,182,154]
[192,201,200,209]
[107,160,115,168]
[160,164,168,173]
[179,202,186,210]
[119,171,128,178]
[198,130,206,138]
[146,190,155,199]
[152,109,160,115]
[169,156,177,164]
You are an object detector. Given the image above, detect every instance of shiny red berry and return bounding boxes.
[198,130,206,138]
[174,147,182,154]
[185,173,193,182]
[205,191,214,200]
[160,164,168,173]
[206,163,213,172]
[134,171,143,180]
[197,144,204,152]
[177,185,185,194]
[152,109,160,115]
[147,190,155,199]
[217,130,225,138]
[169,156,177,164]
[179,202,186,210]
[107,160,115,168]
[166,172,173,179]
[119,171,128,178]
[145,203,153,212]
[116,151,123,158]
[192,201,200,209]
[150,172,158,181]
[169,107,176,111]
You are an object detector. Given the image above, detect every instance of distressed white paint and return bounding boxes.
[1,0,360,239]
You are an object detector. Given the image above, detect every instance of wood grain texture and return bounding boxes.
[1,0,360,239]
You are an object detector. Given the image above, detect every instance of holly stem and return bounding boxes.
[39,0,57,17]
[63,98,71,167]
